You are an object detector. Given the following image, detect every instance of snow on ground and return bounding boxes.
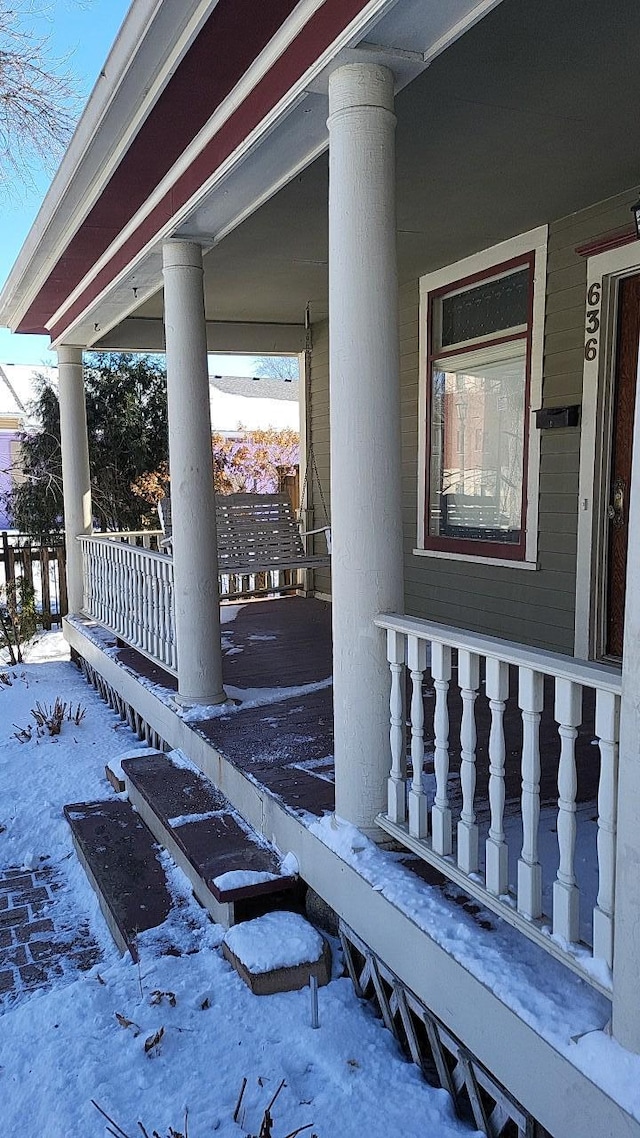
[62,614,640,1121]
[224,911,324,973]
[0,633,476,1138]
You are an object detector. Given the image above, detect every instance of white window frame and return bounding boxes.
[415,225,548,569]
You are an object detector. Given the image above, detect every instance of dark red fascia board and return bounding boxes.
[46,0,370,344]
[19,0,301,334]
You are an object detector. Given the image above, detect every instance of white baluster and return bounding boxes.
[151,564,160,660]
[431,642,452,856]
[386,629,407,823]
[593,688,620,966]
[485,657,509,896]
[167,558,177,672]
[408,634,428,839]
[517,667,544,919]
[115,542,123,636]
[160,558,168,664]
[457,649,480,874]
[99,542,108,625]
[142,565,150,656]
[126,547,135,642]
[81,541,88,612]
[132,549,140,641]
[553,678,582,942]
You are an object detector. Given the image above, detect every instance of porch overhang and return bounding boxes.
[4,0,640,361]
[0,0,504,349]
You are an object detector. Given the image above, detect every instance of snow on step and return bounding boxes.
[121,752,298,927]
[63,799,173,961]
[223,911,331,995]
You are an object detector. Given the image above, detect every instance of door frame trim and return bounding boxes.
[575,241,640,659]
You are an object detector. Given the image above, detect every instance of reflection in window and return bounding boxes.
[429,351,526,544]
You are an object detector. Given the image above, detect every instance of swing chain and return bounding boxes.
[298,444,329,528]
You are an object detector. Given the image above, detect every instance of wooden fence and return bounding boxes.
[1,532,67,629]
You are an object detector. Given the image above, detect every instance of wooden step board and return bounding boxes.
[64,799,173,961]
[121,753,298,927]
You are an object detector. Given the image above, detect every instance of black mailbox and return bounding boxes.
[534,405,581,430]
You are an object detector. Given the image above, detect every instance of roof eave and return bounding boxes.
[0,0,220,330]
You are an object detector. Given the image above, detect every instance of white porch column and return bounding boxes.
[57,345,91,614]
[162,240,226,705]
[611,380,640,1053]
[328,63,404,835]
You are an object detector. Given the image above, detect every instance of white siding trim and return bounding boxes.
[575,239,640,659]
[412,547,538,570]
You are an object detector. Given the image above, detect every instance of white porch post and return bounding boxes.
[57,345,91,613]
[611,381,640,1053]
[328,63,404,836]
[162,240,226,705]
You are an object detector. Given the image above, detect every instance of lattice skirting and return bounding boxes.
[339,921,545,1138]
[72,650,169,754]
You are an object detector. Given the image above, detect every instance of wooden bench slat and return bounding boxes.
[159,493,330,581]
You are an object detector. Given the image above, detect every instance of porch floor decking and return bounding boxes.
[111,595,602,827]
[114,597,336,817]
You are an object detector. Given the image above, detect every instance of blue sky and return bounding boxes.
[0,0,259,378]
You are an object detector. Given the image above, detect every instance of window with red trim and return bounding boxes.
[424,254,535,560]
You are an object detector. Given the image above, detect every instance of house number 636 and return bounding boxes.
[584,282,601,361]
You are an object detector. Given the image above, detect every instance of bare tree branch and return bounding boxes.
[253,356,300,382]
[0,0,82,193]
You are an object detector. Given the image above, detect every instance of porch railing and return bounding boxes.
[375,612,622,995]
[78,531,300,676]
[92,529,164,551]
[79,534,177,675]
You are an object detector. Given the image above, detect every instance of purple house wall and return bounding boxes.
[0,427,18,530]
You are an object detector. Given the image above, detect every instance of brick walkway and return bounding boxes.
[0,864,101,1006]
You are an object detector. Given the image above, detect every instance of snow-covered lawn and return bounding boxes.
[0,634,474,1138]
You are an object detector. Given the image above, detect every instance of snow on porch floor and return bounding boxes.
[110,595,603,938]
[65,602,640,1121]
[0,634,476,1138]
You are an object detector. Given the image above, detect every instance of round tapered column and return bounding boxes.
[328,64,404,835]
[162,240,226,705]
[57,345,91,614]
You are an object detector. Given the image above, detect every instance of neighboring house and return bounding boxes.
[0,416,21,530]
[0,364,50,529]
[209,373,300,494]
[209,373,299,436]
[1,4,640,1136]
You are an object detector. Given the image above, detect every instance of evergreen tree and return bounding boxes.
[5,353,168,534]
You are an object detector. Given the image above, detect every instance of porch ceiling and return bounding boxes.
[98,0,640,350]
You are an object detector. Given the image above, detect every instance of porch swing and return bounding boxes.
[157,443,331,597]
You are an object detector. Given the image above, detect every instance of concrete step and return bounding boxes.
[63,799,173,961]
[121,752,299,927]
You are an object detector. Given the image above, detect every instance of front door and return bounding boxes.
[605,273,640,658]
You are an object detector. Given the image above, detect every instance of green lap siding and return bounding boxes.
[307,187,638,654]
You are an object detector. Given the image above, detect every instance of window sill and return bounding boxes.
[412,547,538,570]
